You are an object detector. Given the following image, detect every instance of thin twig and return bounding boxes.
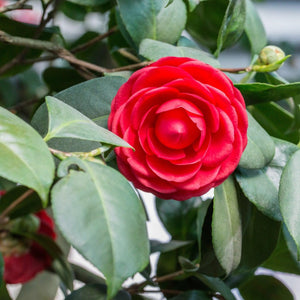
[218,67,251,73]
[153,269,185,283]
[0,189,34,221]
[9,97,43,113]
[71,26,118,54]
[107,61,151,73]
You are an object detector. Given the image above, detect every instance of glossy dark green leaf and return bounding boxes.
[195,273,236,300]
[239,275,294,300]
[139,39,220,67]
[235,82,300,106]
[186,0,201,12]
[178,256,199,272]
[186,0,228,52]
[16,271,60,300]
[263,230,300,275]
[61,1,87,21]
[239,112,275,169]
[237,185,280,270]
[196,199,212,263]
[31,76,126,152]
[0,107,54,204]
[156,197,202,240]
[279,150,300,258]
[117,0,186,46]
[43,67,84,92]
[150,240,194,253]
[169,290,211,300]
[0,186,42,219]
[52,159,149,298]
[44,96,131,149]
[213,176,242,274]
[215,0,246,57]
[65,284,131,300]
[249,102,299,144]
[244,0,266,54]
[236,138,299,221]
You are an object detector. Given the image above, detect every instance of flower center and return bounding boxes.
[155,108,199,149]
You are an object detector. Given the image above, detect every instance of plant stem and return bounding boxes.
[71,26,118,54]
[0,189,34,221]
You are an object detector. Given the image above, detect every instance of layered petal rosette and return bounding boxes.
[108,57,248,200]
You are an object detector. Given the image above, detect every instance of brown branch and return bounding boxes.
[71,26,118,54]
[9,97,43,113]
[153,270,185,283]
[0,0,30,13]
[107,61,151,73]
[0,189,34,221]
[218,67,251,73]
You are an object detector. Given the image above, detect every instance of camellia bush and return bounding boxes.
[0,0,300,299]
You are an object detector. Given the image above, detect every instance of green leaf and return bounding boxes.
[263,230,300,275]
[186,0,201,12]
[169,290,211,300]
[0,107,54,204]
[195,273,236,300]
[150,240,194,253]
[0,186,42,219]
[44,96,131,149]
[156,197,202,240]
[196,199,212,263]
[117,0,186,46]
[215,0,246,57]
[0,282,12,300]
[236,138,298,221]
[239,275,294,300]
[43,67,84,92]
[212,176,242,275]
[237,185,280,270]
[186,0,229,52]
[52,159,149,298]
[279,150,300,258]
[67,0,110,6]
[65,284,131,300]
[239,112,275,169]
[32,76,126,152]
[16,271,60,300]
[249,102,299,144]
[139,39,220,67]
[235,82,300,106]
[0,254,3,286]
[244,0,266,54]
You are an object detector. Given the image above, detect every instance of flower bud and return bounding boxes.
[253,45,290,73]
[259,45,285,65]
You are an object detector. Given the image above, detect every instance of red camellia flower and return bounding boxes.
[3,210,56,284]
[108,57,248,200]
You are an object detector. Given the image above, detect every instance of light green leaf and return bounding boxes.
[239,112,275,169]
[213,176,242,275]
[0,107,54,204]
[239,275,294,300]
[150,240,194,253]
[139,39,220,67]
[235,82,300,106]
[244,0,266,54]
[44,96,131,149]
[32,76,126,153]
[279,150,300,258]
[117,0,186,46]
[186,0,201,12]
[52,159,149,298]
[16,271,59,300]
[156,0,187,44]
[215,0,246,57]
[236,138,299,221]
